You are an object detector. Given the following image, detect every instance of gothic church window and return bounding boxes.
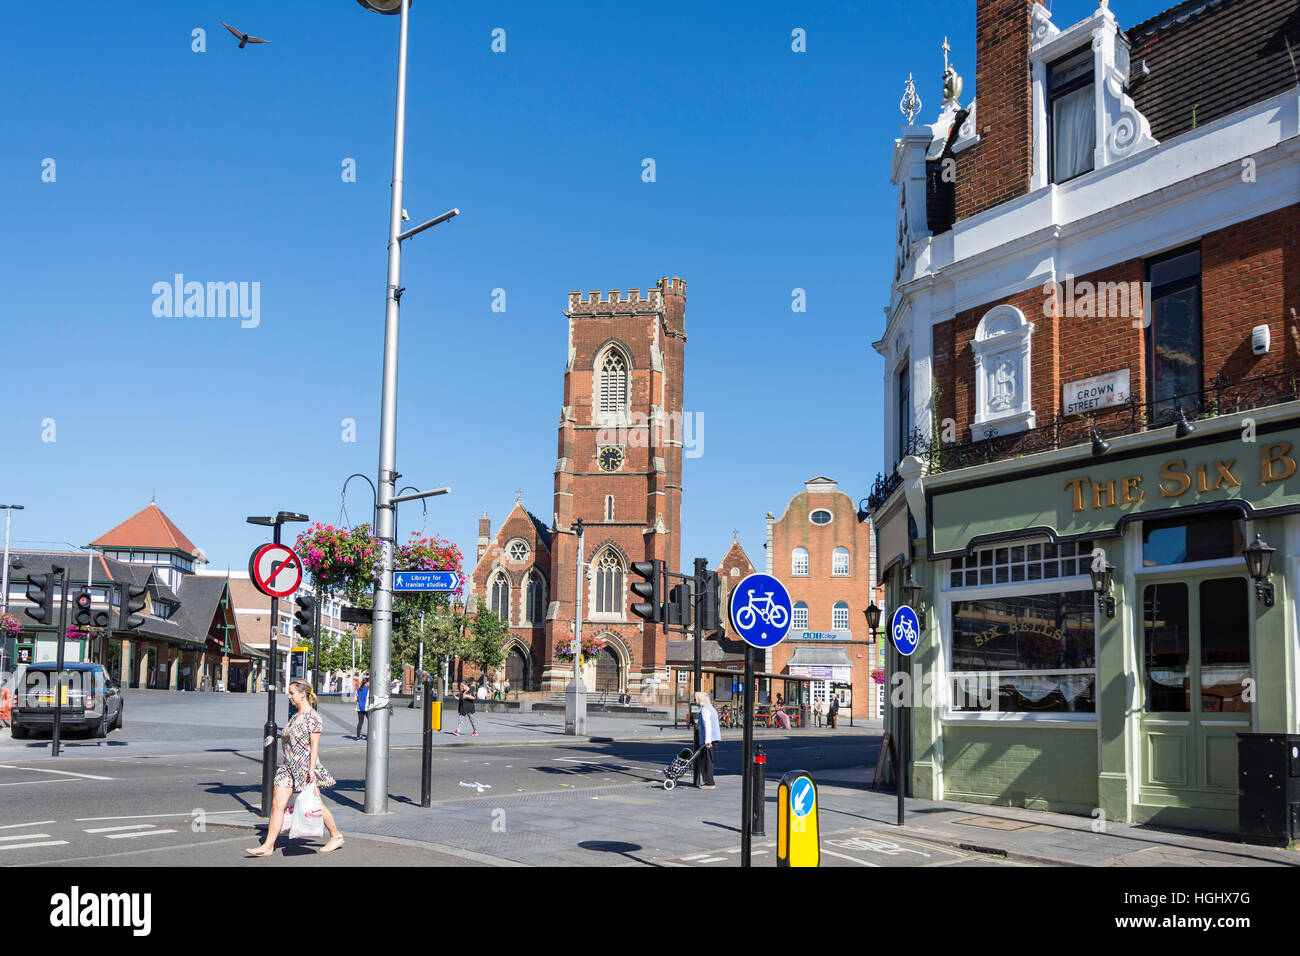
[526,570,546,625]
[490,573,510,622]
[598,350,629,417]
[593,549,625,617]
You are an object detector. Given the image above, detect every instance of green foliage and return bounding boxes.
[465,606,509,677]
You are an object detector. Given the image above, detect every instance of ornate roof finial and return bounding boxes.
[900,73,922,125]
[941,37,964,108]
[516,488,522,505]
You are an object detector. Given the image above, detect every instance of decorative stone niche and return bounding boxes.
[970,305,1035,440]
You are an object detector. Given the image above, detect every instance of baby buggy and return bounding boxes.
[662,746,708,791]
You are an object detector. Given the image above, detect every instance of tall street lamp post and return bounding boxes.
[354,0,458,815]
[0,505,23,674]
[566,519,587,735]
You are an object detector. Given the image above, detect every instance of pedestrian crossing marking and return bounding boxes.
[105,829,178,840]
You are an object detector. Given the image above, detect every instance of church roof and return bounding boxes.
[717,537,756,576]
[526,511,553,549]
[89,503,203,560]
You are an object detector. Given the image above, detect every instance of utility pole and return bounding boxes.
[0,504,23,675]
[566,519,587,735]
[51,564,69,758]
[692,557,706,695]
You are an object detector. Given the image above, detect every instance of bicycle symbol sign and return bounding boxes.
[891,605,921,657]
[729,573,793,649]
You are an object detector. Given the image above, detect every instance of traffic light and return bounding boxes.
[294,594,315,641]
[666,579,692,629]
[629,560,662,624]
[699,570,720,632]
[23,573,54,625]
[74,590,93,628]
[119,584,147,631]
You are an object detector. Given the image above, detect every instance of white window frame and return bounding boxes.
[809,509,833,526]
[832,547,850,576]
[506,539,529,564]
[594,347,630,426]
[940,538,1099,725]
[792,602,809,630]
[792,547,809,577]
[832,602,850,630]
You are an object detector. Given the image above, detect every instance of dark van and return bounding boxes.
[11,663,123,739]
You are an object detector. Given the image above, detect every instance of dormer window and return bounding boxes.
[1049,47,1095,183]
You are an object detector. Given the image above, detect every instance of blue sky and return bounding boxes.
[1,0,1174,575]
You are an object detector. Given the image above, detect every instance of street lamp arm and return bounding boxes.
[397,208,459,243]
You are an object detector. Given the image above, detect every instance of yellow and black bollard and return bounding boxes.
[776,770,820,867]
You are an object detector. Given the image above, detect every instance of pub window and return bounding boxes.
[950,590,1096,713]
[1048,47,1095,183]
[1141,512,1245,567]
[948,539,1093,589]
[792,602,809,630]
[1145,246,1201,423]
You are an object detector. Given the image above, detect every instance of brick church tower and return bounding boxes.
[541,276,687,692]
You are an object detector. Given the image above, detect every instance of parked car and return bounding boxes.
[10,663,123,739]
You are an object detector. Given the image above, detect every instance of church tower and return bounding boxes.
[543,276,687,692]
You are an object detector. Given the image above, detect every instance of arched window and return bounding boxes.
[832,547,850,576]
[832,601,850,630]
[605,495,614,521]
[598,349,629,417]
[526,570,546,625]
[490,572,510,622]
[792,602,809,630]
[792,547,809,576]
[507,539,529,563]
[592,549,625,617]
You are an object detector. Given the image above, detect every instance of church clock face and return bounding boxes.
[598,446,625,473]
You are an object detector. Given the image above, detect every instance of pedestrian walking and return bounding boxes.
[503,678,511,698]
[246,680,344,856]
[813,699,824,727]
[828,693,839,729]
[695,692,720,789]
[355,677,370,739]
[453,682,478,736]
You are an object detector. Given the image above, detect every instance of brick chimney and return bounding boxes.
[955,0,1036,220]
[477,511,491,562]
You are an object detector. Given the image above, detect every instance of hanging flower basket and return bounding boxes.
[870,667,886,685]
[0,613,21,640]
[294,523,383,602]
[555,635,605,663]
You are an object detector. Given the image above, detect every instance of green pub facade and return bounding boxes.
[871,0,1300,833]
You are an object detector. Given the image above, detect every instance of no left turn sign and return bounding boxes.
[248,543,303,598]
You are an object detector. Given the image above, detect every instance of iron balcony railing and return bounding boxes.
[865,366,1300,511]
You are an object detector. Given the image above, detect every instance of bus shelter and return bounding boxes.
[671,666,814,730]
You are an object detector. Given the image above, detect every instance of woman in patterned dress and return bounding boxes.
[247,680,344,856]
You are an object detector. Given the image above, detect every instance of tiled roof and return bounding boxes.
[526,511,553,549]
[1128,0,1300,143]
[89,503,203,559]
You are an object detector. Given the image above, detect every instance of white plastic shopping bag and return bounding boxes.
[289,784,325,839]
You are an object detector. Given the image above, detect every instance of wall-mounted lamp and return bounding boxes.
[1245,533,1276,607]
[1089,560,1115,618]
[1090,426,1110,457]
[901,573,926,629]
[1174,405,1196,439]
[864,602,882,644]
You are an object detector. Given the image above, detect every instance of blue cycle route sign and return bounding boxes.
[728,573,793,649]
[790,776,815,819]
[392,570,462,593]
[891,605,921,656]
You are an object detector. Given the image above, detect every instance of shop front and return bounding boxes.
[887,407,1299,834]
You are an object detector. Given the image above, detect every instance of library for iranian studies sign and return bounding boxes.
[1064,369,1130,417]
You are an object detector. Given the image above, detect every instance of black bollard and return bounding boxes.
[420,677,433,808]
[752,743,767,836]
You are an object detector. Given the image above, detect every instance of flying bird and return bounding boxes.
[220,21,270,49]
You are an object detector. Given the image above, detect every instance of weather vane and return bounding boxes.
[900,73,922,125]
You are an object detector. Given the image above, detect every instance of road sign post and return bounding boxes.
[729,572,793,868]
[891,604,920,827]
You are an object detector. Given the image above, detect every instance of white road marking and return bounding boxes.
[0,820,55,830]
[0,841,69,851]
[0,764,112,781]
[75,811,246,822]
[84,825,158,834]
[694,856,726,864]
[0,834,52,842]
[820,849,880,867]
[104,829,177,840]
[752,850,769,856]
[0,779,74,788]
[680,852,714,861]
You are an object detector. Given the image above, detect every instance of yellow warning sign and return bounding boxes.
[777,771,820,867]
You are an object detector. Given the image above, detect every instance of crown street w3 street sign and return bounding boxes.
[393,570,462,592]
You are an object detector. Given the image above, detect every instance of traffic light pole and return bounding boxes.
[692,558,706,696]
[51,565,69,758]
[740,644,755,867]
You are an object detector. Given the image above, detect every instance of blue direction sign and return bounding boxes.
[891,605,920,656]
[393,570,462,593]
[790,776,815,818]
[729,573,793,649]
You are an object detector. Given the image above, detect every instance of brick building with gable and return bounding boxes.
[869,0,1300,834]
[469,277,687,694]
